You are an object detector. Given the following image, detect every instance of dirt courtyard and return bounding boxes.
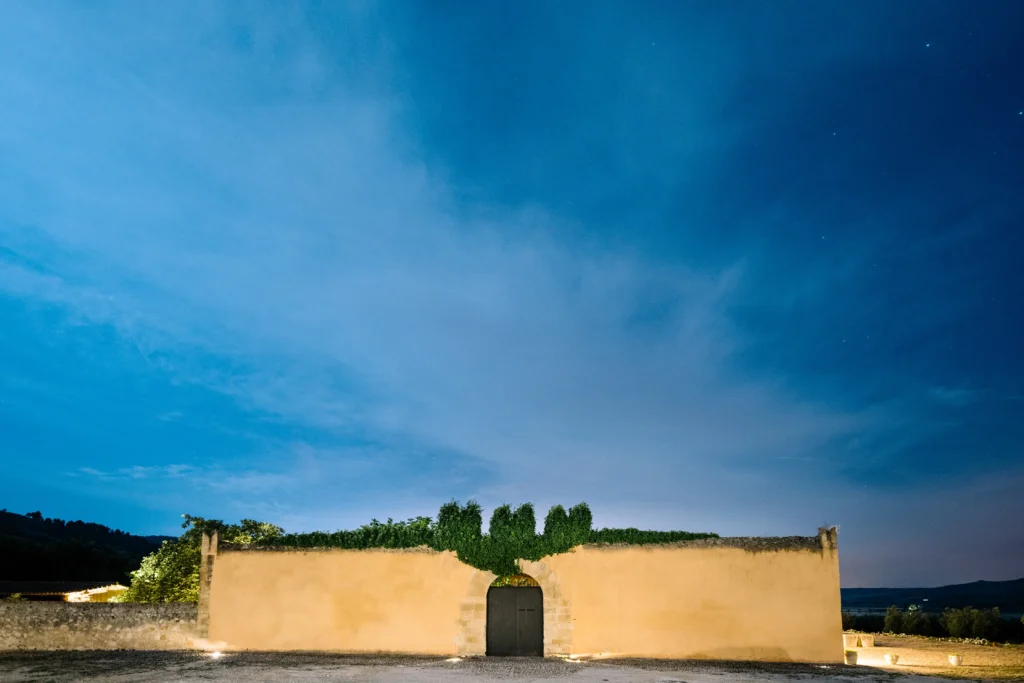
[850,633,1024,679]
[0,650,992,683]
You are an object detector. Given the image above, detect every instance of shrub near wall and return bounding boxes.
[0,602,200,650]
[122,515,284,603]
[125,500,720,602]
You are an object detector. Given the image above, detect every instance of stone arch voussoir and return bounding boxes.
[455,559,573,657]
[519,559,573,656]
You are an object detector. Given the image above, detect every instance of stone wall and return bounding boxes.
[0,603,201,650]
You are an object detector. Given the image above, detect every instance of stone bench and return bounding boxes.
[842,632,874,648]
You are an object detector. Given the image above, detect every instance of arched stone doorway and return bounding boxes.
[455,560,572,657]
[486,574,542,656]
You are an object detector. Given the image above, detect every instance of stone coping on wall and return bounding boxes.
[217,543,442,553]
[581,535,826,553]
[219,533,830,555]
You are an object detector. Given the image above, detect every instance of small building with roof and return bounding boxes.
[0,581,128,602]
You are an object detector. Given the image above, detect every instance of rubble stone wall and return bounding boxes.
[0,603,200,650]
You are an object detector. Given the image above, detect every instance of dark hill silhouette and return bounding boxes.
[0,509,171,584]
[843,578,1024,612]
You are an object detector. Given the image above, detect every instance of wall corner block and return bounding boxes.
[818,526,838,555]
[197,530,219,637]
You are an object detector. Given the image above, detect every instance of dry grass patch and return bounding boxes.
[855,634,1024,679]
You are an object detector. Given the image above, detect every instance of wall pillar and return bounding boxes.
[819,526,838,555]
[520,559,573,656]
[197,530,218,638]
[455,569,496,656]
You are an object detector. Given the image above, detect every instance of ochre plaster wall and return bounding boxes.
[208,548,477,653]
[540,542,842,662]
[207,533,840,661]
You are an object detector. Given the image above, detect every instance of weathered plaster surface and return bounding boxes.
[540,530,842,662]
[0,603,200,650]
[209,547,477,654]
[203,529,840,661]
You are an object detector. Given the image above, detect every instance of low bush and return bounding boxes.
[855,606,1023,644]
[842,613,885,632]
[941,606,1004,640]
[883,605,939,636]
[263,516,435,550]
[588,528,721,545]
[905,608,933,635]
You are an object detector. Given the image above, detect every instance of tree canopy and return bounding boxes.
[119,515,283,603]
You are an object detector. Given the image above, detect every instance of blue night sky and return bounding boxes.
[1,1,1022,587]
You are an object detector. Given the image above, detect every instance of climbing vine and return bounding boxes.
[123,503,718,603]
[256,500,718,576]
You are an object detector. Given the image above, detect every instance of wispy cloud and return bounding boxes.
[0,2,967,541]
[75,464,195,481]
[0,2,883,532]
[929,386,979,407]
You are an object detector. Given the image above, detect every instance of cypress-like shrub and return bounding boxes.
[543,504,572,554]
[567,503,593,547]
[254,500,718,576]
[884,605,904,633]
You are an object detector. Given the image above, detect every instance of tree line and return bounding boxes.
[0,510,164,583]
[843,605,1024,644]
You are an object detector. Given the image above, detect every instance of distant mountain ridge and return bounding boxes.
[0,509,170,583]
[842,578,1024,613]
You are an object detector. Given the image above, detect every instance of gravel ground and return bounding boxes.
[0,651,966,683]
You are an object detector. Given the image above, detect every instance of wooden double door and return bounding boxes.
[485,585,543,656]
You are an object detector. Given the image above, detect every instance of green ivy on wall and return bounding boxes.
[258,500,718,576]
[121,503,719,602]
[490,574,540,587]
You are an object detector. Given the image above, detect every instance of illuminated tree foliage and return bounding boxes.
[122,502,717,602]
[490,574,540,587]
[119,515,283,603]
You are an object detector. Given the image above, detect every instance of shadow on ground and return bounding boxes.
[0,651,935,683]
